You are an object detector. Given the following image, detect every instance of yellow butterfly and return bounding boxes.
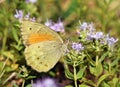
[21,20,67,72]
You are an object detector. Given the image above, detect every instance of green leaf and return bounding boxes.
[89,65,95,75]
[26,76,36,80]
[95,62,103,76]
[25,84,32,87]
[65,85,73,87]
[13,83,19,87]
[79,84,90,87]
[89,62,103,77]
[111,58,119,67]
[101,81,110,87]
[82,78,95,86]
[86,53,95,66]
[62,0,77,18]
[107,77,119,87]
[97,74,111,86]
[99,52,108,62]
[0,62,4,72]
[11,27,19,42]
[76,66,87,79]
[65,68,74,80]
[112,77,119,87]
[117,84,120,87]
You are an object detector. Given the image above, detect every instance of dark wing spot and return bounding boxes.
[38,29,42,33]
[44,64,48,67]
[38,46,40,48]
[29,27,32,30]
[40,62,43,64]
[37,57,39,60]
[53,45,56,47]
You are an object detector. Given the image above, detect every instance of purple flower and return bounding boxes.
[80,22,88,31]
[45,19,65,33]
[87,32,104,40]
[26,0,37,3]
[72,42,84,52]
[32,78,59,87]
[51,21,64,33]
[79,22,95,32]
[24,13,30,20]
[105,34,118,47]
[14,9,23,20]
[30,17,36,22]
[88,23,95,32]
[14,10,36,22]
[45,19,53,27]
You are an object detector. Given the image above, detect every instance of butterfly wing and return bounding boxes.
[24,41,66,72]
[21,20,67,72]
[21,20,63,46]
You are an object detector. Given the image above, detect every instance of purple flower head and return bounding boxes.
[32,79,43,87]
[30,17,36,22]
[88,23,95,32]
[26,0,37,3]
[24,13,30,20]
[87,32,104,40]
[32,78,59,87]
[72,42,84,52]
[51,21,65,33]
[79,22,95,32]
[45,19,54,27]
[14,9,23,20]
[14,10,36,22]
[105,34,118,47]
[79,22,88,31]
[45,19,65,33]
[42,78,58,87]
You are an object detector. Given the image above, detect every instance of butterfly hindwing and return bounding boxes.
[24,41,65,72]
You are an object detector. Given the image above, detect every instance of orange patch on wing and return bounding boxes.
[28,34,54,44]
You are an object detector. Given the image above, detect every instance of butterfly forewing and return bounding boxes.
[21,20,63,46]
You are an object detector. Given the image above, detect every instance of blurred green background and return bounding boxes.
[0,0,120,86]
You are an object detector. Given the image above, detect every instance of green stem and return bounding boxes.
[96,55,99,66]
[95,55,99,87]
[73,62,77,87]
[22,79,25,87]
[1,29,7,54]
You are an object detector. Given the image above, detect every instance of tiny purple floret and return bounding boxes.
[72,42,84,52]
[14,9,23,20]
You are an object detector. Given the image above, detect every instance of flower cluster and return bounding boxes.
[79,22,118,47]
[72,22,118,52]
[32,78,60,87]
[45,19,65,33]
[14,10,64,33]
[14,9,36,21]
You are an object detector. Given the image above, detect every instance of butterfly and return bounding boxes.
[20,20,67,72]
